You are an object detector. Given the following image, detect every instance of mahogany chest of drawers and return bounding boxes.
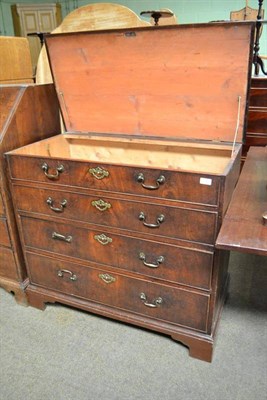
[0,85,60,303]
[6,22,254,361]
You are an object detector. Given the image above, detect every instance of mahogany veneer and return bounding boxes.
[6,23,254,360]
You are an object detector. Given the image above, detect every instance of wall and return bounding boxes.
[0,0,266,62]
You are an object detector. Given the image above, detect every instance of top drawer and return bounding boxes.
[7,155,221,206]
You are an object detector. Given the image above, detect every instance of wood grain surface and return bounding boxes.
[216,146,267,255]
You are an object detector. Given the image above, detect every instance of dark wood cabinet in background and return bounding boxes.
[0,85,60,303]
[243,77,267,161]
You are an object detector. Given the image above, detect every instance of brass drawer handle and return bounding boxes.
[99,273,116,284]
[94,233,112,245]
[139,252,164,268]
[139,212,165,228]
[47,197,67,213]
[262,211,267,226]
[57,269,77,281]
[42,162,64,180]
[137,173,165,190]
[52,231,72,243]
[91,199,111,212]
[139,292,163,308]
[89,166,109,180]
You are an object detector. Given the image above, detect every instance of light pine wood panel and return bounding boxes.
[45,23,254,142]
[36,2,150,84]
[0,36,33,82]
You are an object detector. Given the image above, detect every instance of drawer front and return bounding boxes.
[0,218,11,247]
[0,192,5,216]
[0,246,17,279]
[8,155,220,206]
[247,110,267,134]
[26,252,210,332]
[16,188,217,244]
[21,217,213,289]
[249,88,267,108]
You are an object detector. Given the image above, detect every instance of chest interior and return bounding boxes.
[10,22,254,174]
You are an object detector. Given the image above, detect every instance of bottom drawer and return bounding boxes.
[26,252,210,332]
[0,218,11,247]
[0,246,17,279]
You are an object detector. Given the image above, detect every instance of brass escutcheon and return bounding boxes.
[91,199,111,212]
[89,166,109,180]
[99,273,116,284]
[94,233,112,245]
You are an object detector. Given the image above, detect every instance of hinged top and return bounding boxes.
[45,22,254,143]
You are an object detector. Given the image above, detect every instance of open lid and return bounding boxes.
[45,22,254,143]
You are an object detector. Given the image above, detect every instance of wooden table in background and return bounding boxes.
[216,146,267,256]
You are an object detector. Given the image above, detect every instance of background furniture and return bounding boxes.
[243,77,267,162]
[230,1,267,161]
[0,36,33,84]
[230,0,264,23]
[35,2,150,84]
[0,85,60,304]
[140,9,177,25]
[217,146,267,256]
[11,3,62,74]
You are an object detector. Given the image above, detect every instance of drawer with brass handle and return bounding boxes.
[20,216,213,290]
[14,186,218,244]
[26,251,210,332]
[8,155,221,206]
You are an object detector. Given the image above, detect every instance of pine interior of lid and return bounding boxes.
[45,23,254,143]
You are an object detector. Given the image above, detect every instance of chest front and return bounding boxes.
[6,22,254,362]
